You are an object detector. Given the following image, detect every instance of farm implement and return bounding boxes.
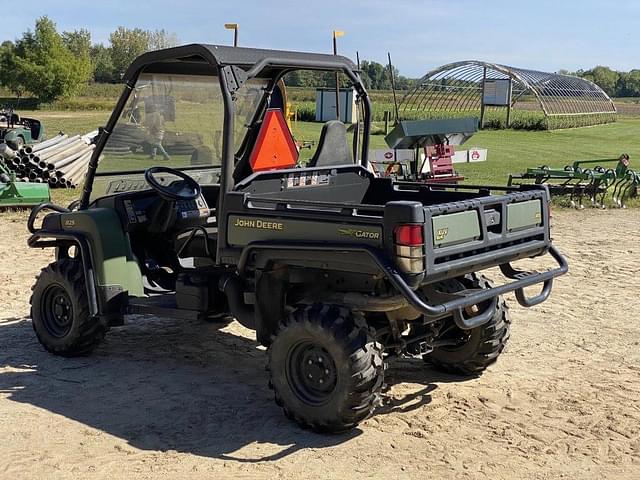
[372,117,478,183]
[0,159,49,208]
[508,155,638,208]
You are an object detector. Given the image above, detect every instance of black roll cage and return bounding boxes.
[79,44,373,215]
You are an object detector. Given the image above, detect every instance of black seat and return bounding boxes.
[307,120,353,168]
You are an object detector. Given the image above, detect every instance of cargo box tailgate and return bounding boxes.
[423,190,549,282]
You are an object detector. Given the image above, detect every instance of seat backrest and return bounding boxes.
[307,120,353,168]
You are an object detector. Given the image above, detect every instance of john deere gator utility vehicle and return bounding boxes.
[27,44,567,432]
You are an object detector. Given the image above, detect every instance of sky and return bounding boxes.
[2,0,639,78]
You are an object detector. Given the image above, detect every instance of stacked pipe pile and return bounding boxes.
[0,131,98,188]
[104,124,204,156]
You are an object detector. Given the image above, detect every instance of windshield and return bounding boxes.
[99,73,223,172]
[97,73,267,173]
[91,72,267,199]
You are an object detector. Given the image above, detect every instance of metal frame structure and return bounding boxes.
[399,61,617,129]
[78,43,373,262]
[80,43,372,211]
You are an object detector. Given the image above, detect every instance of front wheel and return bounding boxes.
[425,273,511,376]
[268,304,384,432]
[30,259,108,356]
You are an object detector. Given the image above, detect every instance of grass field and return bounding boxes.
[17,109,640,207]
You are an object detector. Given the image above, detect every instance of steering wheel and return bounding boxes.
[144,166,200,201]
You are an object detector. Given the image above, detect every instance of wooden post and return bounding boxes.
[333,36,340,120]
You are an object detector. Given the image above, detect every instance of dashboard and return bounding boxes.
[93,189,210,233]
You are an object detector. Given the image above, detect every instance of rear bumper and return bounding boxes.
[237,241,568,330]
[394,245,568,329]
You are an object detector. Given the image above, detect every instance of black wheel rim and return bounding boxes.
[286,341,338,406]
[40,284,74,338]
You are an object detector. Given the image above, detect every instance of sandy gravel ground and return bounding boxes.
[1,209,639,479]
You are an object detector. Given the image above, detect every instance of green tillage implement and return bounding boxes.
[610,165,639,208]
[508,155,638,209]
[0,161,50,208]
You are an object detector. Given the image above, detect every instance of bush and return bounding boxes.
[292,101,316,122]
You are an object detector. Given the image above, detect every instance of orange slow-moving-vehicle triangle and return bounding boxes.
[249,108,299,172]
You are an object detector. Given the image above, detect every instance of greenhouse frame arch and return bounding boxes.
[398,61,617,130]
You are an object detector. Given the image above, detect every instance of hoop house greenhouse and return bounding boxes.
[398,61,617,130]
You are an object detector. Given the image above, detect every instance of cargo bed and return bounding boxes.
[226,166,552,286]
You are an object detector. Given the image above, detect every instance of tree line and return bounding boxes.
[285,60,416,91]
[0,17,178,102]
[1,17,417,103]
[564,66,640,98]
[1,17,638,104]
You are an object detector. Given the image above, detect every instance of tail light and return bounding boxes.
[394,224,425,274]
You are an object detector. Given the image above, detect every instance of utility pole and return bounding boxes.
[225,23,239,47]
[333,30,344,121]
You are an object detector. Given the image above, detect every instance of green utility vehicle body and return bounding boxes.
[0,109,45,149]
[27,44,568,432]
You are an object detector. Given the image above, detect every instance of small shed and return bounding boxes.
[315,88,357,123]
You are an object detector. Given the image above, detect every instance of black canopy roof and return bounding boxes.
[124,43,358,81]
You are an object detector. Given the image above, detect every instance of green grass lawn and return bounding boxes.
[292,117,640,207]
[456,118,640,184]
[292,117,640,184]
[19,109,640,207]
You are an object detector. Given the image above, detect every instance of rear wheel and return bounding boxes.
[268,304,384,432]
[30,259,108,356]
[426,273,511,376]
